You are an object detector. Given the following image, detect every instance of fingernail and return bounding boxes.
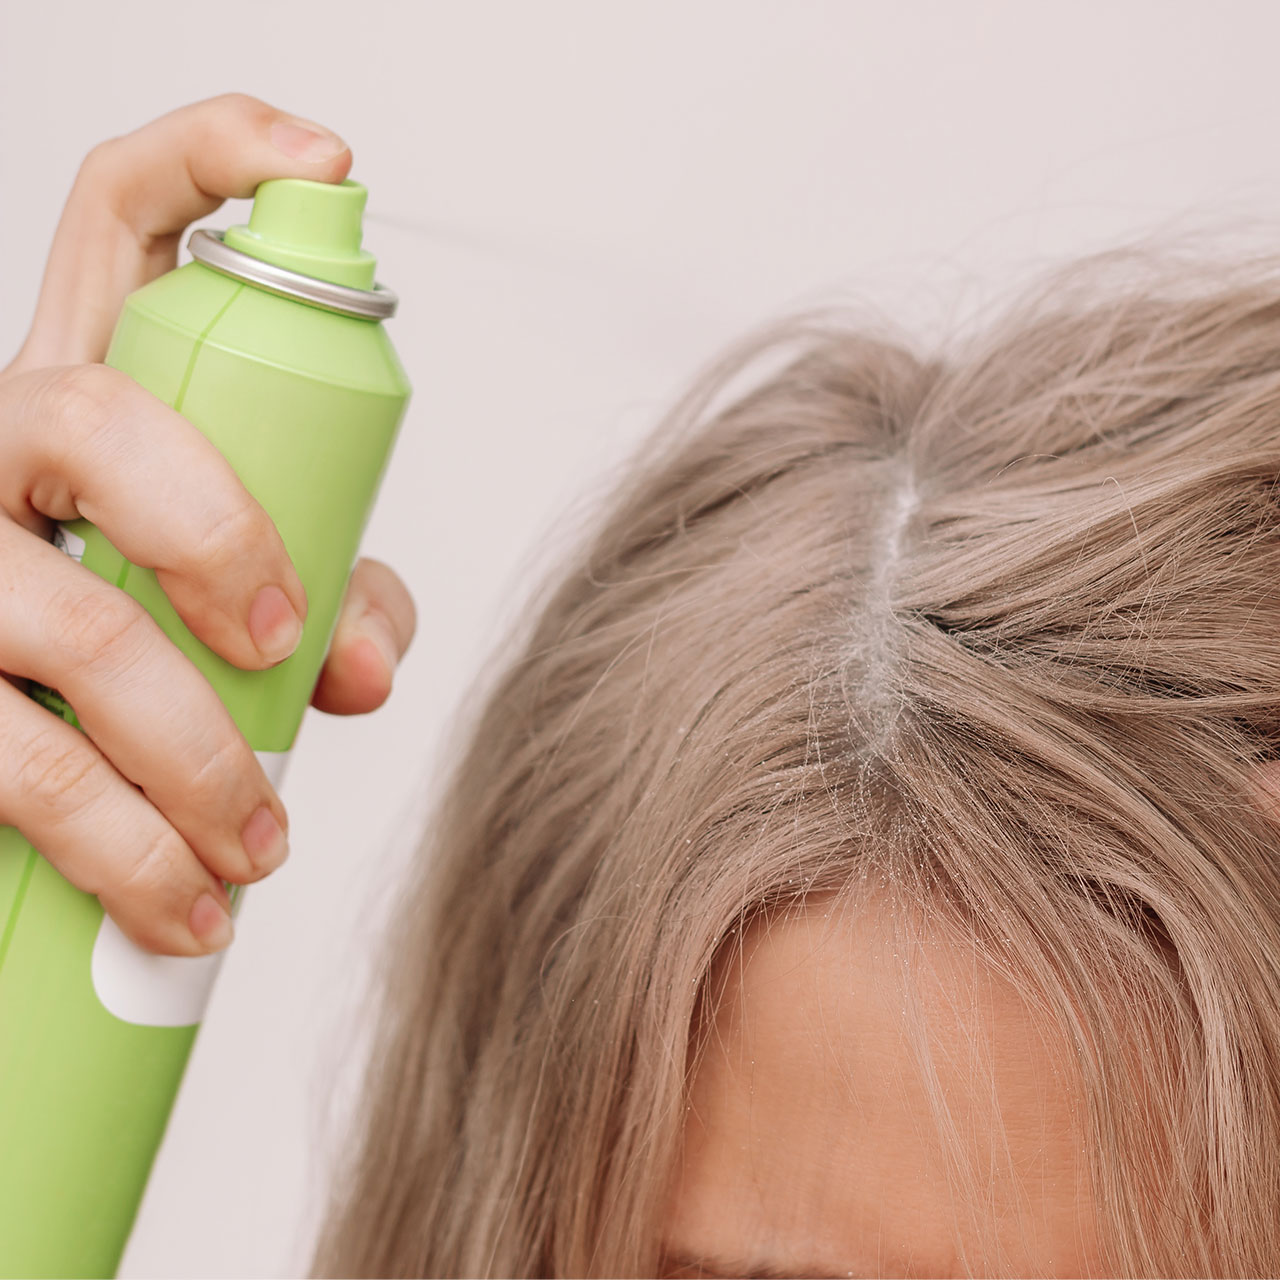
[190,892,235,952]
[270,118,348,163]
[242,804,289,875]
[249,585,303,664]
[358,612,400,679]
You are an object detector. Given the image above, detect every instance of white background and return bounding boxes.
[1,2,1277,1275]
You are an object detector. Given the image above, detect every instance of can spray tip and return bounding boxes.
[223,178,377,290]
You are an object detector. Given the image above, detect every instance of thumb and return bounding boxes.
[11,93,352,372]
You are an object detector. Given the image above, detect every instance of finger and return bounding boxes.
[0,518,290,889]
[0,364,308,670]
[311,557,417,715]
[0,677,237,956]
[9,93,351,372]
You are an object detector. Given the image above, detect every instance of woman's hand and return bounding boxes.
[0,94,417,958]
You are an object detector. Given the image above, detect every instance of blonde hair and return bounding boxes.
[313,253,1280,1277]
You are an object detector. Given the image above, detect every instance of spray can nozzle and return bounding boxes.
[222,177,377,290]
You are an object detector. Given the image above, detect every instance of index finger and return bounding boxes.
[0,363,308,671]
[9,93,352,373]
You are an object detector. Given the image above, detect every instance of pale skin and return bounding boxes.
[1,94,416,958]
[663,895,1106,1279]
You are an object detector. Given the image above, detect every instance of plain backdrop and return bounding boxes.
[2,2,1279,1274]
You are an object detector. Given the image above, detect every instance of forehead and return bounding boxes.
[662,896,1103,1278]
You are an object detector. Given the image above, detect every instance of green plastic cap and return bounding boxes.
[223,178,377,290]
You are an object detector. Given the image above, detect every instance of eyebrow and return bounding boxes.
[659,1250,863,1279]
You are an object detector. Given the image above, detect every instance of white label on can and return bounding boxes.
[90,749,292,1027]
[52,524,86,562]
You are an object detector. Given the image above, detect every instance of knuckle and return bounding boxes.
[188,488,267,573]
[185,730,253,810]
[185,95,264,159]
[51,586,149,677]
[113,825,185,910]
[15,728,104,821]
[211,91,268,119]
[74,137,128,192]
[43,364,131,454]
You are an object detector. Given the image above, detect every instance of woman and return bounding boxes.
[13,97,1280,1277]
[309,245,1280,1274]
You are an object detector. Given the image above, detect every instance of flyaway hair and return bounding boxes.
[314,251,1280,1277]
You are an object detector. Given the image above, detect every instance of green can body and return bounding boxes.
[0,216,409,1276]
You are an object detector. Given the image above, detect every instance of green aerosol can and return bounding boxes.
[0,178,410,1277]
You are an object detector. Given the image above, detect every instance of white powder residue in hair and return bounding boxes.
[853,467,919,755]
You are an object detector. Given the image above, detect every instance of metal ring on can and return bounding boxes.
[186,229,399,320]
